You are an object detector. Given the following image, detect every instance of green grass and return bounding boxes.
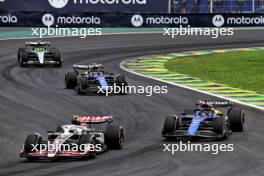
[165,50,264,94]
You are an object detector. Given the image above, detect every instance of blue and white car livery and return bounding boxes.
[65,63,128,95]
[162,100,245,140]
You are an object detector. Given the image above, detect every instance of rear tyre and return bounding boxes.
[105,125,124,150]
[229,110,244,132]
[79,134,96,159]
[163,115,178,134]
[24,134,42,160]
[214,117,229,139]
[65,72,77,89]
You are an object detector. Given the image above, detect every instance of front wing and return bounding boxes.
[20,150,94,159]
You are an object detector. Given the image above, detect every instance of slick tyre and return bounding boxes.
[18,48,28,67]
[229,110,245,132]
[163,116,178,134]
[79,134,96,159]
[214,117,229,139]
[17,48,26,63]
[115,75,128,87]
[105,125,124,150]
[77,77,88,95]
[54,51,62,67]
[24,134,42,160]
[65,72,77,89]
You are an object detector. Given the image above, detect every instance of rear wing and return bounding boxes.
[72,115,113,124]
[73,64,89,70]
[25,41,50,47]
[73,64,90,74]
[197,100,234,107]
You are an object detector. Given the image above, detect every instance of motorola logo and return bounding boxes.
[42,14,55,26]
[48,0,69,9]
[212,15,225,27]
[131,14,144,27]
[0,14,17,24]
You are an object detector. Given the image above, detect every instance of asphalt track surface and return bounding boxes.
[0,30,264,176]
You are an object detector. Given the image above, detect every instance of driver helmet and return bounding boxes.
[201,102,213,110]
[89,63,103,72]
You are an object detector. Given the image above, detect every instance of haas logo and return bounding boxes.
[212,15,225,27]
[48,0,69,8]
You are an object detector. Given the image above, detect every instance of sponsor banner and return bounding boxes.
[0,0,168,13]
[1,12,264,27]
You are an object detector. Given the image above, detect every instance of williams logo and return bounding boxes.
[131,15,144,27]
[212,15,225,27]
[48,0,69,8]
[42,14,55,26]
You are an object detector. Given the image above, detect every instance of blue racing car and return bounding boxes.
[65,63,127,95]
[162,100,245,140]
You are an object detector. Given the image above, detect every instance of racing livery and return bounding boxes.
[162,100,245,140]
[65,63,128,95]
[20,115,124,160]
[17,41,62,67]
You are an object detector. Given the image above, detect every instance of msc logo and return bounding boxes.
[212,15,225,27]
[48,0,69,9]
[42,14,55,26]
[131,14,143,27]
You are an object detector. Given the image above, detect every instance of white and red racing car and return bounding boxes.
[20,115,124,161]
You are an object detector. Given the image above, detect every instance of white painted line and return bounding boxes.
[0,31,162,41]
[120,60,264,112]
[1,27,264,41]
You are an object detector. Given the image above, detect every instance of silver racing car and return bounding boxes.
[17,41,62,67]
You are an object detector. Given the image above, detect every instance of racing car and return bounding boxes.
[65,63,128,95]
[20,115,124,161]
[162,100,245,140]
[17,41,62,67]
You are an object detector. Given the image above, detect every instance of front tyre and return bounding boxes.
[163,115,178,134]
[115,75,128,94]
[214,117,229,139]
[77,77,88,95]
[65,72,77,89]
[24,134,42,161]
[79,134,96,159]
[229,110,245,132]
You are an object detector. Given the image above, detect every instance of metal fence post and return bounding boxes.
[168,0,172,13]
[210,0,213,13]
[252,0,255,13]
